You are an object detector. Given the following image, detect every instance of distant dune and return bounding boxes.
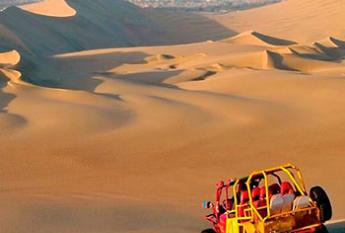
[222,30,296,46]
[0,0,234,55]
[19,0,76,17]
[0,0,344,233]
[208,0,345,43]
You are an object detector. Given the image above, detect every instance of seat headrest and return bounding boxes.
[260,184,280,199]
[269,183,281,196]
[240,190,249,204]
[260,186,268,199]
[252,187,261,201]
[281,181,294,195]
[270,194,284,215]
[293,196,310,210]
[238,182,247,191]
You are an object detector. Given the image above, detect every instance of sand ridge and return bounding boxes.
[222,30,296,47]
[19,0,76,17]
[0,50,26,85]
[0,49,20,67]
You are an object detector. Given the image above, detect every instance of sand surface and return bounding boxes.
[0,0,344,232]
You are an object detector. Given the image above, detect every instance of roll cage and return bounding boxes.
[238,163,308,220]
[206,163,321,232]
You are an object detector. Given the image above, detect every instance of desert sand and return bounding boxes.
[0,0,344,232]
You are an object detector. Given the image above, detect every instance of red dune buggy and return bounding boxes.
[202,163,332,233]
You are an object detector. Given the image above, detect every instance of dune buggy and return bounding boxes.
[202,163,332,233]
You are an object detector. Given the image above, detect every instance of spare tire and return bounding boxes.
[201,229,216,233]
[310,186,332,222]
[315,224,329,233]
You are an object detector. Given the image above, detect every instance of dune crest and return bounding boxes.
[106,33,345,78]
[0,50,21,67]
[209,0,345,43]
[0,68,27,86]
[0,50,28,86]
[19,0,76,17]
[222,30,296,46]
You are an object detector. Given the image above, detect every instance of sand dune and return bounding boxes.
[111,37,345,74]
[0,50,26,132]
[1,38,345,231]
[0,0,344,233]
[0,50,26,85]
[0,0,233,56]
[19,0,76,17]
[222,30,296,46]
[263,49,341,72]
[209,0,345,43]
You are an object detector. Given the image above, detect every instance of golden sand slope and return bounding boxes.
[208,0,345,43]
[19,0,76,17]
[1,38,345,232]
[0,0,345,233]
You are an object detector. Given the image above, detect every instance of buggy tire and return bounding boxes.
[201,229,216,233]
[315,224,329,233]
[310,186,332,222]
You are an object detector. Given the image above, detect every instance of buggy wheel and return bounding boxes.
[315,224,329,233]
[201,228,216,233]
[310,186,332,222]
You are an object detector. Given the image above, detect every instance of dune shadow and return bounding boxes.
[0,72,27,127]
[0,0,236,56]
[252,31,296,46]
[19,49,228,100]
[20,51,152,93]
[314,43,345,60]
[327,220,345,233]
[266,50,299,72]
[330,37,345,49]
[289,48,336,62]
[98,69,184,89]
[19,49,276,103]
[0,71,16,113]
